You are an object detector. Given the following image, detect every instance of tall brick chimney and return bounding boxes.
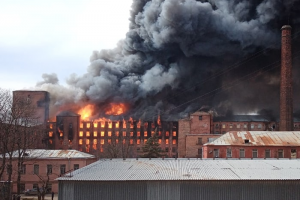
[279,25,293,131]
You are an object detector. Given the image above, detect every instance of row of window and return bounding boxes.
[210,148,289,158]
[19,183,52,193]
[18,164,79,175]
[215,123,265,129]
[78,138,177,145]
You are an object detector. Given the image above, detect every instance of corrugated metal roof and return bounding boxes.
[8,149,95,159]
[57,158,300,181]
[205,131,300,146]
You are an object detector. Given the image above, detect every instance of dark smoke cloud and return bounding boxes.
[36,0,300,120]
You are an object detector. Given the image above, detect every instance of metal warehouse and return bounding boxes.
[58,158,300,200]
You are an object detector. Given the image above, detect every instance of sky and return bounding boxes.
[0,0,133,90]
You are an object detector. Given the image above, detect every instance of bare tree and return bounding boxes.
[0,88,46,200]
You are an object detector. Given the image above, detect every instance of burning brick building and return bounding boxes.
[46,109,179,158]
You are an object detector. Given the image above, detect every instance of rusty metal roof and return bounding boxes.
[204,131,300,146]
[57,158,300,181]
[9,149,95,159]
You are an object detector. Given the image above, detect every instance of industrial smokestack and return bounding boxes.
[279,25,293,131]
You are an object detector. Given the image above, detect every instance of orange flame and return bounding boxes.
[105,103,127,115]
[78,104,94,121]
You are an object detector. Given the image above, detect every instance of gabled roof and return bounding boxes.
[204,131,300,146]
[57,158,300,181]
[8,149,95,159]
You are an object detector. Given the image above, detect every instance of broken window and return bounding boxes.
[252,149,258,158]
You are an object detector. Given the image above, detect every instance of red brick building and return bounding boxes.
[203,131,300,158]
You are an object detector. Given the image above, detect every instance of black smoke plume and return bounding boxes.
[37,0,300,120]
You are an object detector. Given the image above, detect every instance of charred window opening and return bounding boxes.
[244,139,249,144]
[68,123,73,141]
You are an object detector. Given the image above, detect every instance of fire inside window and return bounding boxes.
[172,131,176,137]
[115,122,119,128]
[100,139,104,145]
[80,123,83,128]
[123,139,126,144]
[130,123,134,129]
[101,131,105,137]
[108,122,112,129]
[159,131,162,136]
[144,122,148,128]
[123,122,126,128]
[93,123,97,128]
[93,139,97,144]
[115,131,119,137]
[166,139,169,145]
[158,139,162,144]
[49,132,53,137]
[123,131,126,137]
[172,139,176,145]
[130,139,133,145]
[79,139,83,145]
[130,132,133,137]
[93,131,97,137]
[79,131,83,137]
[49,124,53,129]
[151,131,154,136]
[86,139,90,145]
[86,131,90,137]
[101,121,105,128]
[137,139,140,145]
[108,139,111,144]
[137,122,141,128]
[86,123,90,128]
[144,131,147,137]
[144,139,147,143]
[137,132,140,137]
[49,139,53,144]
[116,139,119,144]
[166,131,169,137]
[108,131,112,137]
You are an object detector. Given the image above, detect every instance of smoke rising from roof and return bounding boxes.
[36,0,300,120]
